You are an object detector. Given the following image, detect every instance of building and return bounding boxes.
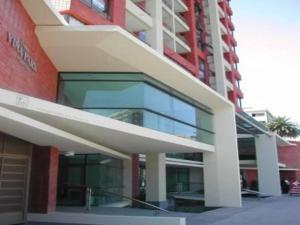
[245,109,274,125]
[244,109,300,189]
[0,0,283,225]
[278,141,300,183]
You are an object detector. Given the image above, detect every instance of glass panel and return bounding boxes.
[68,155,85,165]
[58,73,214,144]
[196,109,214,132]
[59,81,144,108]
[173,98,196,125]
[67,167,83,185]
[144,84,173,117]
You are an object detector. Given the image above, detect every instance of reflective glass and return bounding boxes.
[59,73,214,144]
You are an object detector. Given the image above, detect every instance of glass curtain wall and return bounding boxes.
[57,154,123,206]
[167,167,190,193]
[58,73,214,145]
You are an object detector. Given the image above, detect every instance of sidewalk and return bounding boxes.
[29,196,300,225]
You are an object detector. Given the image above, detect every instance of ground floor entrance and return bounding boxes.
[0,133,32,225]
[57,154,124,207]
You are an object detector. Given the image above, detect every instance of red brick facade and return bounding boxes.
[0,0,59,213]
[278,141,300,182]
[29,147,59,213]
[0,0,58,101]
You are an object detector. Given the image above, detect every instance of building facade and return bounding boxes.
[0,0,247,224]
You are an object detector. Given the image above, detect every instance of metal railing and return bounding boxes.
[58,183,169,214]
[87,186,169,213]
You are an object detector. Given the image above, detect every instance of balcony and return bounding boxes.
[176,35,191,53]
[226,78,234,91]
[163,27,191,54]
[222,33,237,47]
[125,0,153,32]
[174,0,188,12]
[218,0,233,16]
[231,50,239,63]
[219,21,227,35]
[220,17,235,31]
[236,87,244,98]
[231,69,241,80]
[224,59,231,71]
[224,51,239,64]
[174,14,189,33]
[162,3,190,33]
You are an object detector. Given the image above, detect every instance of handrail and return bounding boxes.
[93,186,169,213]
[61,183,169,213]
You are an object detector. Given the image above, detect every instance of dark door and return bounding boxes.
[0,134,32,225]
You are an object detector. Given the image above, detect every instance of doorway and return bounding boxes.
[0,133,32,225]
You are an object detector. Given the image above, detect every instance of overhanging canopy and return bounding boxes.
[236,111,292,147]
[34,25,231,111]
[0,88,214,158]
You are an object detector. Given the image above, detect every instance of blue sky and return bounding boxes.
[231,1,300,124]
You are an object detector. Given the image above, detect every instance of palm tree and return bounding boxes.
[267,116,300,138]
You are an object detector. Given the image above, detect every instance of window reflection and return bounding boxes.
[58,73,214,145]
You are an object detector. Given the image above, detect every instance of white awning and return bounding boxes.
[34,25,231,111]
[0,88,214,158]
[0,106,129,159]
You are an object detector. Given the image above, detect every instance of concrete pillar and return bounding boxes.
[123,157,133,200]
[29,146,58,213]
[207,0,227,97]
[145,0,164,54]
[145,153,167,208]
[255,134,281,196]
[203,106,242,207]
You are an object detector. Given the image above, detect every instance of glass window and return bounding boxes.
[58,73,214,145]
[59,81,144,108]
[144,84,173,117]
[58,154,123,206]
[173,98,196,125]
[80,0,109,14]
[199,59,206,82]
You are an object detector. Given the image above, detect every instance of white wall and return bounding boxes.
[255,134,281,196]
[203,106,242,207]
[29,212,186,225]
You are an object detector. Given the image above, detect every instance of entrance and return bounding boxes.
[0,133,32,225]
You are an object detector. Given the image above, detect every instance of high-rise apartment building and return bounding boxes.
[0,1,284,225]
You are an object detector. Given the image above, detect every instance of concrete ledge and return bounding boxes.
[29,212,186,225]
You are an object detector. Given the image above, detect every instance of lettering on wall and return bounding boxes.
[7,32,37,72]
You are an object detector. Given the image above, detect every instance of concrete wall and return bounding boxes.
[29,212,186,225]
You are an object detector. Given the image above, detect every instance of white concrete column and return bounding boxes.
[255,134,281,196]
[207,0,227,97]
[203,106,242,207]
[123,158,132,200]
[145,153,167,207]
[145,0,164,54]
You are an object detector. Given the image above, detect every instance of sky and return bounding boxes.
[230,1,300,124]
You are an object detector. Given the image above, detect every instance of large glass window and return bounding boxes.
[58,73,214,145]
[57,154,123,206]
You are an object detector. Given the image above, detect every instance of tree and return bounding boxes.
[267,116,300,138]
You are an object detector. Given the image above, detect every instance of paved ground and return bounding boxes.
[29,195,300,225]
